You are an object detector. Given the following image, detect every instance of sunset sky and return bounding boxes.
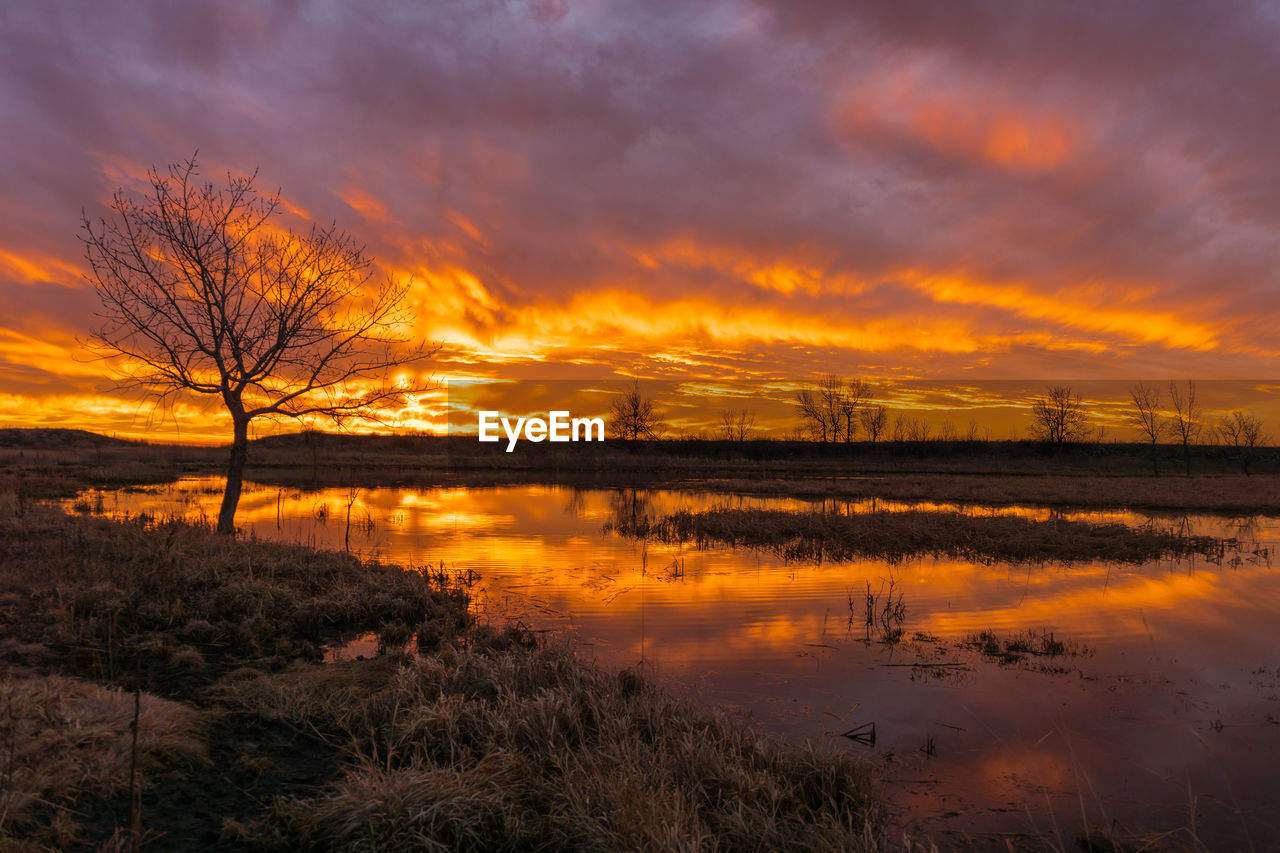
[3,1,1280,440]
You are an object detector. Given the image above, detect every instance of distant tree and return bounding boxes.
[858,403,889,443]
[718,408,757,442]
[82,155,433,534]
[1168,380,1201,476]
[1217,410,1267,474]
[1127,382,1166,475]
[1029,385,1091,446]
[892,414,931,442]
[816,375,847,441]
[795,376,868,442]
[795,384,834,440]
[608,380,664,441]
[794,388,829,441]
[907,418,933,442]
[839,378,870,443]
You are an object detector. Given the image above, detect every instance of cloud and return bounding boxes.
[2,0,1280,437]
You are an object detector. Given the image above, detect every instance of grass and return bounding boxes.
[0,674,205,849]
[0,476,903,851]
[0,490,469,692]
[962,629,1093,664]
[610,507,1237,565]
[218,646,895,852]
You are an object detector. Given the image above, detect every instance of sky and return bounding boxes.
[2,0,1280,441]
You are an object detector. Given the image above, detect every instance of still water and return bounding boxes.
[84,478,1280,848]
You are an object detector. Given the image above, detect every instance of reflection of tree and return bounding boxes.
[1171,513,1193,543]
[563,488,586,518]
[608,488,655,530]
[1228,515,1262,550]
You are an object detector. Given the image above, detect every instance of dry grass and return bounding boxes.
[218,644,908,853]
[612,507,1236,565]
[0,674,205,849]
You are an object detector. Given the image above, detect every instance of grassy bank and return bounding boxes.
[0,479,898,851]
[6,428,1280,514]
[610,507,1238,565]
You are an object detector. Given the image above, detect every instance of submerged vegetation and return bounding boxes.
[0,476,897,850]
[610,506,1238,565]
[962,629,1093,664]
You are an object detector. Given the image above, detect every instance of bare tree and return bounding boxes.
[1127,382,1166,475]
[1167,380,1201,476]
[794,389,825,441]
[795,384,835,441]
[82,156,433,534]
[891,413,905,442]
[718,408,757,442]
[1029,385,1091,446]
[893,415,931,442]
[1217,410,1267,474]
[858,403,889,443]
[795,376,868,442]
[816,375,847,441]
[608,380,664,441]
[839,378,869,443]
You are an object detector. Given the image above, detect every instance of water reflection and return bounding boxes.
[78,479,1280,847]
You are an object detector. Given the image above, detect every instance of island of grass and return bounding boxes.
[609,506,1238,565]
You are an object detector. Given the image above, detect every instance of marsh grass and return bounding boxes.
[853,579,906,644]
[963,629,1093,664]
[219,644,900,852]
[611,507,1237,565]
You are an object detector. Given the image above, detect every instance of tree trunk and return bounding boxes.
[217,417,249,535]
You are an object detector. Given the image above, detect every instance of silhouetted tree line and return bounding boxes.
[785,377,1270,476]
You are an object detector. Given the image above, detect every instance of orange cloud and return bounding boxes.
[908,274,1222,351]
[0,249,83,287]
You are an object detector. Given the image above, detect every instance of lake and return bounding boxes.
[80,478,1280,848]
